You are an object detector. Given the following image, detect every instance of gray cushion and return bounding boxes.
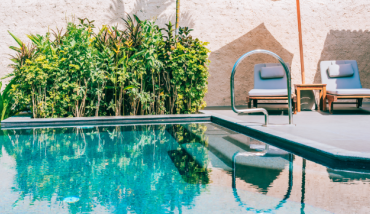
[260,66,285,79]
[327,88,370,96]
[253,63,290,90]
[320,60,362,91]
[328,64,354,78]
[249,89,292,96]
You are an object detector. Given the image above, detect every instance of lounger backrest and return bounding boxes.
[320,60,362,90]
[254,63,290,89]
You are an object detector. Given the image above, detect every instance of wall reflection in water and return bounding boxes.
[200,123,370,214]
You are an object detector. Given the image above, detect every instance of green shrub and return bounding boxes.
[7,16,210,118]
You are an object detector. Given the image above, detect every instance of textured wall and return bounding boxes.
[1,0,370,106]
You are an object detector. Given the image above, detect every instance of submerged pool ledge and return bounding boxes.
[2,112,370,171]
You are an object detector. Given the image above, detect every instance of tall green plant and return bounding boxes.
[7,15,210,118]
[0,79,17,121]
[160,24,210,114]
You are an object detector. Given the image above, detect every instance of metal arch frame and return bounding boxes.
[230,49,293,125]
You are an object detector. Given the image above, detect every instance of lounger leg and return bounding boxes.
[328,100,334,114]
[247,97,251,108]
[326,95,336,114]
[253,100,258,108]
[292,98,297,114]
[322,86,327,111]
[357,98,363,108]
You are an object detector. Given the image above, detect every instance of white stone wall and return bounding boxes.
[1,0,370,106]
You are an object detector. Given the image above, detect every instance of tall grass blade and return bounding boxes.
[8,31,24,47]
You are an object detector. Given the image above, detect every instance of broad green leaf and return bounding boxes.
[123,85,136,91]
[3,78,15,102]
[9,46,21,53]
[27,34,42,46]
[8,31,24,47]
[128,50,145,62]
[0,81,3,114]
[1,101,8,121]
[0,73,14,80]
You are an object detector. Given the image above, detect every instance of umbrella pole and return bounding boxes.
[296,0,305,84]
[175,0,180,36]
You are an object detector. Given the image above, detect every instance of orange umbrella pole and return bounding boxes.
[175,0,180,36]
[296,0,305,84]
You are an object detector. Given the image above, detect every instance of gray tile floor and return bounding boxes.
[203,103,370,154]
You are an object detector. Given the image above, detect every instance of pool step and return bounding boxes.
[181,123,291,170]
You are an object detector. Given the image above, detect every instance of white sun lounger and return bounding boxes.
[320,60,370,113]
[247,63,297,114]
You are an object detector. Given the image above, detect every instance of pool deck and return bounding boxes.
[201,102,370,171]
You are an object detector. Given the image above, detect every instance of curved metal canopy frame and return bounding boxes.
[230,49,293,125]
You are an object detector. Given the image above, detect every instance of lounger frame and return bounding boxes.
[247,63,297,114]
[320,60,370,114]
[246,95,297,114]
[326,95,369,114]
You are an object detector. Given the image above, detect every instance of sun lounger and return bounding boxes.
[320,60,370,114]
[247,63,297,114]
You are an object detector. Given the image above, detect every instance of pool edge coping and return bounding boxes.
[0,114,212,129]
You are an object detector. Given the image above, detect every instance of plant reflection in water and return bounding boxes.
[1,124,210,213]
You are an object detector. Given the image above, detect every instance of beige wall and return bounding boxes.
[1,0,370,106]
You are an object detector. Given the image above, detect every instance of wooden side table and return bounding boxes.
[294,84,327,112]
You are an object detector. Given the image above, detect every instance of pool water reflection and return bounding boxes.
[0,123,369,213]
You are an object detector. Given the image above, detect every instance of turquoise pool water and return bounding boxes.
[0,123,369,213]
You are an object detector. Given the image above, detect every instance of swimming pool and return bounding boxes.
[0,123,369,213]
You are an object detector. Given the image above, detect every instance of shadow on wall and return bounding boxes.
[106,0,195,28]
[106,0,126,24]
[314,30,370,87]
[207,23,294,106]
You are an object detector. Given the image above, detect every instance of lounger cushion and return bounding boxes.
[327,88,370,96]
[328,64,354,78]
[260,66,285,79]
[248,89,292,96]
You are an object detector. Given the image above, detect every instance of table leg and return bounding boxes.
[319,90,323,110]
[322,86,327,111]
[296,88,301,112]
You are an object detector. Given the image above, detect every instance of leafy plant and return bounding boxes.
[0,79,17,121]
[7,15,210,118]
[8,31,37,73]
[160,24,210,114]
